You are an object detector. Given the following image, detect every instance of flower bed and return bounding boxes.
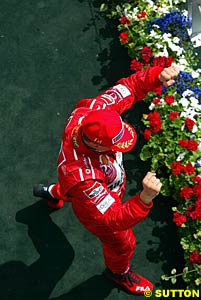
[100,0,201,288]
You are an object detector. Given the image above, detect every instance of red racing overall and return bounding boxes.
[50,66,163,274]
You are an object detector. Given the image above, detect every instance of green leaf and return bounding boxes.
[183,267,189,274]
[100,3,108,12]
[140,145,152,161]
[171,269,177,274]
[161,275,169,281]
[171,277,177,284]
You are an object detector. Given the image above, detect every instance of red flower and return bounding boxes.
[193,184,201,197]
[141,46,153,63]
[186,205,194,217]
[178,139,188,148]
[178,139,198,151]
[152,98,161,104]
[187,140,199,151]
[173,211,187,226]
[165,95,174,104]
[119,32,129,43]
[184,162,195,175]
[190,208,201,220]
[137,11,147,19]
[189,250,201,264]
[119,16,131,25]
[194,199,201,220]
[153,56,173,68]
[187,199,201,220]
[180,186,193,199]
[130,59,144,72]
[171,161,183,176]
[147,111,162,132]
[143,129,152,140]
[193,175,201,183]
[185,118,195,131]
[169,112,179,120]
[171,161,195,176]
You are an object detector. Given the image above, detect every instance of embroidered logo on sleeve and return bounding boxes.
[113,84,131,98]
[96,194,115,214]
[83,182,104,199]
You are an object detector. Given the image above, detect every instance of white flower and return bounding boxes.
[176,47,183,56]
[149,103,155,110]
[155,47,169,57]
[132,7,139,19]
[176,152,186,161]
[173,37,180,44]
[149,30,161,39]
[152,24,160,29]
[179,97,189,107]
[192,71,200,79]
[162,33,172,41]
[145,0,154,7]
[180,111,187,118]
[192,124,198,133]
[157,6,171,14]
[195,105,201,113]
[187,110,197,119]
[189,96,199,106]
[155,43,164,49]
[182,89,194,97]
[182,10,189,17]
[179,58,188,66]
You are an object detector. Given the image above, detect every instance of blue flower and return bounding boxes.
[195,158,201,168]
[147,10,191,41]
[174,71,198,96]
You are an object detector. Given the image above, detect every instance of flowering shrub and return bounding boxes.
[101,0,201,288]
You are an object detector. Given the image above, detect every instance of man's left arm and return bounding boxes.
[115,65,179,113]
[75,66,179,114]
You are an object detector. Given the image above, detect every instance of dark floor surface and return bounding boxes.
[1,1,200,299]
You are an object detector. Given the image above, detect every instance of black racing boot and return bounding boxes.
[33,184,55,200]
[33,184,64,209]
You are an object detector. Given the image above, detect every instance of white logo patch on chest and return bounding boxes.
[100,153,124,191]
[96,194,115,214]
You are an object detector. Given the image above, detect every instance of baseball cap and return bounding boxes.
[81,110,137,152]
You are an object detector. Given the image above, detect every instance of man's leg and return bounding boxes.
[102,229,153,295]
[103,229,135,274]
[71,200,153,295]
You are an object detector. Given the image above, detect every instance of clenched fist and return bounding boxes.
[140,172,162,205]
[158,65,179,87]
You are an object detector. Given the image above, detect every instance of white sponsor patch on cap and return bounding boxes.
[96,194,115,214]
[113,84,131,98]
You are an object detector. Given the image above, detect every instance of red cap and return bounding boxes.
[81,110,137,152]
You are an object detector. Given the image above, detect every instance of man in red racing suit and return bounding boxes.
[33,65,179,294]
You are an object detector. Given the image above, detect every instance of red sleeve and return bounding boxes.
[75,66,163,115]
[69,179,153,231]
[104,192,153,230]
